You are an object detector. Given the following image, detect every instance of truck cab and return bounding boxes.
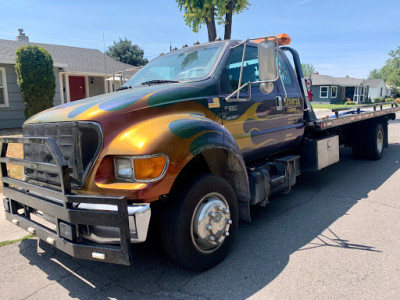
[216,39,304,160]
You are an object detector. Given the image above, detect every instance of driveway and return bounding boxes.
[1,121,400,299]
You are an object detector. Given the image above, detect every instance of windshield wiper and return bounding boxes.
[117,85,132,91]
[141,80,180,85]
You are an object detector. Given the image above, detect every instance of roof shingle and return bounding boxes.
[311,74,364,86]
[0,39,134,75]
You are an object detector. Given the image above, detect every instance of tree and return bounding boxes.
[368,46,400,88]
[301,63,315,77]
[382,46,400,88]
[15,45,56,119]
[368,68,383,79]
[176,0,250,41]
[106,38,148,66]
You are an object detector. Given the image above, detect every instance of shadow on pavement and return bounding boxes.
[18,143,400,299]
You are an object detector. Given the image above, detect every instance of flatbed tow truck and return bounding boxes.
[1,33,399,271]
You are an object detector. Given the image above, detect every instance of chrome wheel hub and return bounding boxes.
[377,130,384,153]
[191,193,231,253]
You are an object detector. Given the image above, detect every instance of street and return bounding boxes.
[1,120,400,299]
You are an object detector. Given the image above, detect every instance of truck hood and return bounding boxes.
[26,79,217,125]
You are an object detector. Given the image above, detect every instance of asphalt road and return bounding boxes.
[1,120,400,299]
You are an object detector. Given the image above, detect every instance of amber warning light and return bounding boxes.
[253,33,291,46]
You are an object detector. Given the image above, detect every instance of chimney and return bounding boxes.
[16,28,29,42]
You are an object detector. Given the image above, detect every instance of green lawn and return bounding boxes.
[311,103,393,110]
[0,234,34,247]
[311,103,357,110]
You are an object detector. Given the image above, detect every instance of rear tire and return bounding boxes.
[161,174,238,271]
[366,122,384,160]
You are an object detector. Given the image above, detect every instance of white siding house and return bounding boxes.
[364,79,393,100]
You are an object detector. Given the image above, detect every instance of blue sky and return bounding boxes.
[1,0,399,78]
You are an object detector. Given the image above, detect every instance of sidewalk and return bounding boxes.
[0,193,29,242]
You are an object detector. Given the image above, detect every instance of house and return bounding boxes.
[311,73,366,103]
[0,29,137,129]
[311,73,393,104]
[364,79,393,100]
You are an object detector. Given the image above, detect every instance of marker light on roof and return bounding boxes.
[253,33,291,46]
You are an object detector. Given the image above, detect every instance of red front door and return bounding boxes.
[69,76,86,101]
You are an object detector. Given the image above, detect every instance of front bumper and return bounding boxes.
[78,203,151,244]
[0,137,151,266]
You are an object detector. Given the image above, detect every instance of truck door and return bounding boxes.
[277,51,305,149]
[218,43,286,161]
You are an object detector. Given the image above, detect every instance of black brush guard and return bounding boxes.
[0,136,133,265]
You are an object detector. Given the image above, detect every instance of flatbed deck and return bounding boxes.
[309,102,400,131]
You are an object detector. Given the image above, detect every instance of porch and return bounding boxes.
[342,85,368,103]
[59,73,111,103]
[59,68,138,103]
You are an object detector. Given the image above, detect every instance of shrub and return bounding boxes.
[395,98,400,103]
[364,97,372,104]
[15,45,55,119]
[345,100,355,105]
[373,97,383,103]
[385,97,394,102]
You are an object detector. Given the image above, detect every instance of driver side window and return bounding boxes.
[221,45,259,94]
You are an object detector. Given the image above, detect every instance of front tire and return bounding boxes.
[161,174,238,271]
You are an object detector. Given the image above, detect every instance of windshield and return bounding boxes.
[125,43,226,87]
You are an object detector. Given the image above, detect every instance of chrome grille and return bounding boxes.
[23,122,102,189]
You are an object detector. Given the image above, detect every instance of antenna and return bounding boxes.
[103,33,108,92]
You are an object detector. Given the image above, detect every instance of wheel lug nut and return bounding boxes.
[208,235,215,241]
[209,212,217,218]
[223,208,230,214]
[224,231,230,237]
[227,219,232,224]
[217,238,223,243]
[206,224,212,230]
[216,205,223,211]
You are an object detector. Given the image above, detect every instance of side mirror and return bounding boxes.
[258,40,279,83]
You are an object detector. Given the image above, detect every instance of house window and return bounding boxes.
[0,68,9,108]
[320,86,328,98]
[354,86,359,102]
[331,86,338,98]
[360,86,364,102]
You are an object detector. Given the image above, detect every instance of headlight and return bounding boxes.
[114,154,169,182]
[114,157,133,179]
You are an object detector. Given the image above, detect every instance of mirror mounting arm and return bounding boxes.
[225,82,252,102]
[237,42,248,101]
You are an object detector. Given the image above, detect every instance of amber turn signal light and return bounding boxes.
[133,155,167,181]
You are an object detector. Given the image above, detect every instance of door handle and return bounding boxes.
[276,96,283,111]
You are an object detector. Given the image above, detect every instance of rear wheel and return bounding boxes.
[161,174,238,271]
[366,122,384,160]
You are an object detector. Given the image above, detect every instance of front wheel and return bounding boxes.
[161,174,238,271]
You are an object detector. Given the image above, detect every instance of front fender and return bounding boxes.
[85,113,244,201]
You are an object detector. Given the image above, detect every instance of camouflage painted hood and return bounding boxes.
[26,80,217,124]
